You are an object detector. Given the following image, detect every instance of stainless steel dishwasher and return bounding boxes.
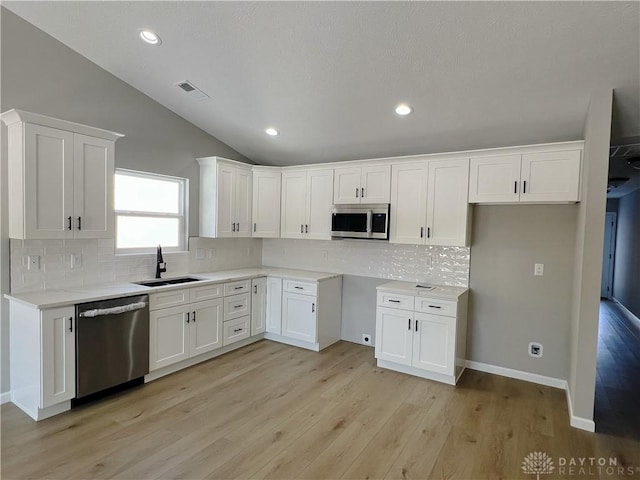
[75,294,149,399]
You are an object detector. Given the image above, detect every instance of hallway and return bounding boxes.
[595,300,640,439]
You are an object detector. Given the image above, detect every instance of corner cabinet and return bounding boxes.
[9,301,76,420]
[198,156,253,238]
[280,168,333,240]
[468,149,582,203]
[252,167,281,238]
[1,109,123,240]
[375,283,469,385]
[390,158,470,246]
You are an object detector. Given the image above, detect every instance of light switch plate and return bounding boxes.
[72,254,82,269]
[27,255,40,271]
[534,263,544,276]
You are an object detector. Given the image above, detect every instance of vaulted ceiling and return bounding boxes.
[4,1,640,166]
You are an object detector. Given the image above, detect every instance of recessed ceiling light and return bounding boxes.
[265,128,279,136]
[395,104,413,116]
[139,30,161,45]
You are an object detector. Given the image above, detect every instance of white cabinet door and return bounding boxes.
[73,134,114,239]
[412,312,455,375]
[520,150,581,203]
[40,307,75,408]
[426,158,469,247]
[189,298,223,357]
[306,169,333,240]
[216,164,235,237]
[223,316,251,346]
[389,162,428,245]
[333,167,361,204]
[251,278,267,335]
[223,293,251,321]
[266,277,283,334]
[234,167,252,237]
[375,306,413,367]
[150,305,190,371]
[24,123,74,239]
[252,170,281,237]
[281,171,307,239]
[361,164,391,203]
[468,154,521,203]
[282,292,317,343]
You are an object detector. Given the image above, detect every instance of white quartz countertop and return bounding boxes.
[377,280,468,300]
[4,267,341,309]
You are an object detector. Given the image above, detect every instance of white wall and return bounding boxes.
[569,89,612,428]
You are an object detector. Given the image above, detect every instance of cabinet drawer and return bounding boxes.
[376,291,414,311]
[224,279,251,296]
[150,288,190,311]
[414,297,457,317]
[190,283,223,303]
[223,316,250,346]
[283,279,317,296]
[223,293,251,321]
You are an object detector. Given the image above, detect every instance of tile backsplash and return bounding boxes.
[10,237,262,294]
[263,239,470,287]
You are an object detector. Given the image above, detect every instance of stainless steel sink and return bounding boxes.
[135,277,203,287]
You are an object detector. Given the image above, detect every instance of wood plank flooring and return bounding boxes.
[596,300,640,439]
[2,340,640,479]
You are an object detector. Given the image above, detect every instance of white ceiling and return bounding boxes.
[4,1,640,166]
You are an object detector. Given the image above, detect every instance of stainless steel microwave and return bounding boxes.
[331,204,390,240]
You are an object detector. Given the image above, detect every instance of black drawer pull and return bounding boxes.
[233,328,243,333]
[234,286,243,290]
[294,286,304,290]
[428,305,442,309]
[233,304,243,309]
[388,299,400,303]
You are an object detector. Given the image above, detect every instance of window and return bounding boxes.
[115,169,188,253]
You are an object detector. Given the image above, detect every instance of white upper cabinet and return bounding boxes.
[198,157,253,238]
[252,168,281,238]
[281,168,333,240]
[469,149,581,204]
[333,164,390,204]
[390,158,469,246]
[1,109,121,240]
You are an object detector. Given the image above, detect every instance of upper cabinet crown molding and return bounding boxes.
[1,109,124,142]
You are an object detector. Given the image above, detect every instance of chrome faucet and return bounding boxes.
[155,245,167,278]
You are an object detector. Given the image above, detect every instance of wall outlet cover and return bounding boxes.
[534,263,544,276]
[362,334,372,346]
[528,342,543,357]
[196,248,206,260]
[27,255,40,271]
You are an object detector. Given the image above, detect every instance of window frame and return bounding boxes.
[114,168,189,255]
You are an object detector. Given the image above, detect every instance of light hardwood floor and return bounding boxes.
[2,340,639,479]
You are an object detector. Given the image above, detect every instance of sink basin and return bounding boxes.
[135,277,203,287]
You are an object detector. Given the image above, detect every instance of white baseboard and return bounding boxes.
[566,387,596,432]
[465,360,595,432]
[0,391,11,405]
[464,360,567,389]
[612,297,640,326]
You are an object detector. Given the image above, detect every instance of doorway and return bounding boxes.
[600,212,616,299]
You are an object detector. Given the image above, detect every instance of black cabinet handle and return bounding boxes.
[77,216,82,230]
[294,286,304,290]
[301,224,304,234]
[427,227,431,238]
[312,303,315,313]
[415,320,419,332]
[355,187,359,198]
[305,224,308,234]
[68,216,72,231]
[234,286,243,290]
[420,227,424,238]
[233,328,243,333]
[388,299,400,303]
[254,285,258,294]
[186,312,190,323]
[407,319,411,330]
[237,222,240,231]
[192,311,196,322]
[523,180,527,194]
[69,317,73,332]
[514,181,518,194]
[233,304,243,309]
[253,223,257,232]
[428,305,442,309]
[361,187,365,198]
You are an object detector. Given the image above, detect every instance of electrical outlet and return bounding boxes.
[362,334,372,346]
[534,263,544,276]
[426,256,433,269]
[528,342,543,358]
[196,248,206,260]
[27,255,40,271]
[71,254,82,269]
[321,250,329,260]
[207,248,216,259]
[246,248,251,257]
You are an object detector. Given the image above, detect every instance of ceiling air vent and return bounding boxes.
[175,80,209,101]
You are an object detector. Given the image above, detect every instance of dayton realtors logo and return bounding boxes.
[522,451,554,480]
[523,451,639,478]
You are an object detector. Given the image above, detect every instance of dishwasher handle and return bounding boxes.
[79,302,147,318]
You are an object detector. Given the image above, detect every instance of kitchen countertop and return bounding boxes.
[4,267,341,309]
[377,280,468,300]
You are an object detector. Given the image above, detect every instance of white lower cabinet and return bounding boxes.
[251,277,267,335]
[9,302,76,420]
[282,292,317,343]
[149,297,223,371]
[265,275,342,351]
[375,283,468,385]
[223,316,250,345]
